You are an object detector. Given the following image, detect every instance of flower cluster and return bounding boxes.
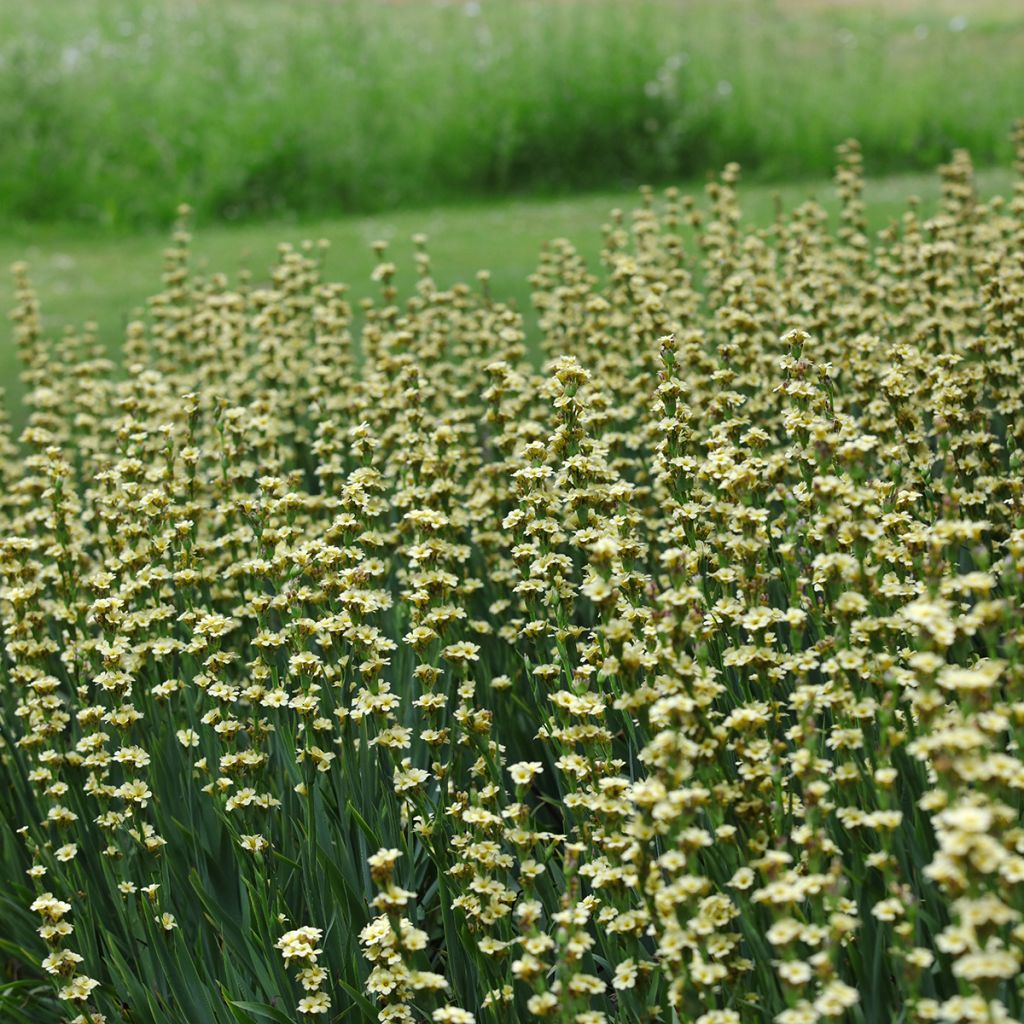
[277,925,331,1015]
[3,132,1024,1023]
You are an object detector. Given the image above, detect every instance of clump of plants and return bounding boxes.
[3,129,1024,1024]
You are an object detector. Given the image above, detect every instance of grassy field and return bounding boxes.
[0,0,1020,227]
[2,163,1014,423]
[3,2,1024,1017]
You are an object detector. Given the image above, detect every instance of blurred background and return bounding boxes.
[1,0,1019,226]
[0,0,1021,398]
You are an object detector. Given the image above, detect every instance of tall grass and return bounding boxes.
[0,0,1020,227]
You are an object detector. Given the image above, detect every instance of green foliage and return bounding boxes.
[0,0,1020,227]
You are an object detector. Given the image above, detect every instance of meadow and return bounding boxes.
[4,0,1024,1021]
[0,0,1020,226]
[2,134,1024,1024]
